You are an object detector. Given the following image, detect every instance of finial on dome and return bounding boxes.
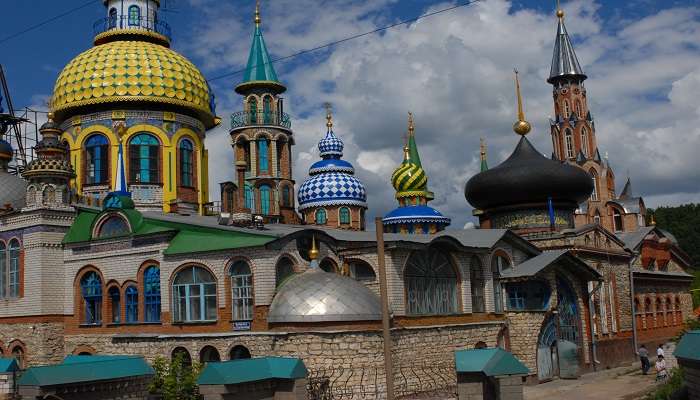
[324,102,333,131]
[650,214,656,226]
[556,0,564,19]
[513,69,532,136]
[480,138,489,172]
[47,112,55,122]
[309,235,319,260]
[408,112,415,137]
[255,0,261,26]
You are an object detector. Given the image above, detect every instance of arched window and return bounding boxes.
[240,140,252,171]
[339,207,351,225]
[581,127,589,157]
[575,100,582,118]
[129,134,160,184]
[315,208,327,225]
[258,139,269,174]
[320,259,337,273]
[230,345,251,360]
[247,97,258,124]
[172,266,217,323]
[8,239,20,298]
[612,208,624,232]
[224,185,235,212]
[144,266,161,322]
[0,242,5,299]
[594,211,601,224]
[259,185,271,215]
[349,260,376,282]
[474,341,487,349]
[43,186,55,204]
[125,286,138,323]
[263,96,273,124]
[171,347,192,367]
[470,256,485,313]
[491,254,510,313]
[564,129,574,158]
[634,297,644,329]
[81,271,102,325]
[11,346,24,369]
[275,257,295,288]
[405,248,458,315]
[108,8,118,28]
[230,261,253,321]
[200,346,221,363]
[85,135,109,185]
[179,139,194,187]
[563,100,570,118]
[109,286,120,323]
[97,215,130,239]
[282,185,291,207]
[244,184,254,210]
[590,169,599,201]
[128,5,140,26]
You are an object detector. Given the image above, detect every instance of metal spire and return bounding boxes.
[513,69,532,136]
[255,0,261,26]
[480,138,488,172]
[548,1,586,84]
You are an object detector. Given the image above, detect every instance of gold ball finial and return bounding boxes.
[513,120,532,136]
[47,112,55,122]
[556,9,564,18]
[513,69,531,136]
[309,235,319,260]
[324,102,333,130]
[255,0,261,26]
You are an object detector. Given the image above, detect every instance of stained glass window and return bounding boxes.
[172,266,217,322]
[144,266,161,322]
[97,215,130,238]
[230,261,253,321]
[81,272,102,325]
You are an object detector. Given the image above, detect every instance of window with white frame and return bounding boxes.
[230,261,253,321]
[172,266,217,323]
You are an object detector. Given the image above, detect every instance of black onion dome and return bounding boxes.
[465,136,592,210]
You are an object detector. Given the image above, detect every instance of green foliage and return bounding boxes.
[645,367,685,400]
[149,353,203,400]
[648,204,700,268]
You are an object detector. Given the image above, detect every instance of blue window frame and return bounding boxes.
[179,139,194,187]
[81,272,102,325]
[282,186,291,207]
[315,208,327,225]
[85,135,109,185]
[245,184,254,210]
[508,285,525,310]
[144,266,161,322]
[258,139,269,173]
[8,240,19,298]
[128,5,140,26]
[339,207,351,224]
[172,266,217,323]
[259,185,271,215]
[125,286,138,323]
[248,98,258,124]
[109,286,120,323]
[129,134,159,184]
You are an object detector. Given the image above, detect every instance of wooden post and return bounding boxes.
[375,217,394,400]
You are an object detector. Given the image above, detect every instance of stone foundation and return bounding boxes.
[0,322,65,367]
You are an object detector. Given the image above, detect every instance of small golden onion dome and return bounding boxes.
[557,9,565,19]
[51,40,216,128]
[513,120,532,136]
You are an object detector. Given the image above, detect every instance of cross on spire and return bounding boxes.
[255,0,261,26]
[324,102,333,130]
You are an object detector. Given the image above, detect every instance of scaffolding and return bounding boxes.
[0,64,38,176]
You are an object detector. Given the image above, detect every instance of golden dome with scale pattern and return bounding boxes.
[50,40,216,128]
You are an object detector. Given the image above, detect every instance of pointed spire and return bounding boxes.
[620,177,633,199]
[548,2,587,84]
[480,138,489,172]
[309,235,319,260]
[513,69,532,136]
[407,112,423,167]
[114,124,130,197]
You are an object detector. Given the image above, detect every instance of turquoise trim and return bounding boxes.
[240,25,281,87]
[197,357,307,385]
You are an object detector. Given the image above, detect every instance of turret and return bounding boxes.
[95,0,170,46]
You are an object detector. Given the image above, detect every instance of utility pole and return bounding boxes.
[375,217,394,400]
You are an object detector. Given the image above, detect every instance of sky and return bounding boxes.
[2,0,700,229]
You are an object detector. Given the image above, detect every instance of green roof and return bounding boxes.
[0,358,19,373]
[239,25,280,86]
[674,330,700,361]
[455,348,529,377]
[197,357,307,385]
[63,355,142,364]
[63,207,276,255]
[18,355,154,387]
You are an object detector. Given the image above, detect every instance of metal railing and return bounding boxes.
[93,15,172,41]
[230,111,292,130]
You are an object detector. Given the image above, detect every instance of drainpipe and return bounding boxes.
[588,281,602,371]
[629,250,640,354]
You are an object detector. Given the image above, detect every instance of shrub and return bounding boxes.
[148,353,203,400]
[645,367,685,400]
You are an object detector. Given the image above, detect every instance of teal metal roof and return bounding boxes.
[239,25,280,86]
[674,330,700,361]
[455,348,529,377]
[197,357,307,385]
[0,358,19,373]
[18,355,154,387]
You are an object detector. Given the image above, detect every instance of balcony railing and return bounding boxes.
[230,111,292,130]
[93,16,172,41]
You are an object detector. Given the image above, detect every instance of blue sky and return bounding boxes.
[2,0,700,228]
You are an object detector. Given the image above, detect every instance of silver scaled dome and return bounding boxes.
[268,269,382,323]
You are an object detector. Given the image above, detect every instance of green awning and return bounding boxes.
[0,358,19,373]
[18,355,154,387]
[197,357,307,385]
[455,348,529,377]
[674,330,700,361]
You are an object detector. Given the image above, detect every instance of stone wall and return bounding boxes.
[506,312,546,373]
[0,322,65,367]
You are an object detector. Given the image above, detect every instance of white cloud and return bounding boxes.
[185,0,700,226]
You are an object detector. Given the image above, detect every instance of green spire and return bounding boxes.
[407,112,422,168]
[480,138,488,172]
[235,2,285,94]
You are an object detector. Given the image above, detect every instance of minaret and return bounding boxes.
[22,113,75,209]
[228,1,297,224]
[383,113,450,234]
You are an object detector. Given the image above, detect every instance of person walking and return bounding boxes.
[655,355,668,383]
[638,345,650,375]
[657,344,665,358]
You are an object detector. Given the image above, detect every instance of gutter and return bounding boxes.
[588,281,603,370]
[629,250,640,355]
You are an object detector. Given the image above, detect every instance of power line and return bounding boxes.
[207,0,483,82]
[0,0,102,46]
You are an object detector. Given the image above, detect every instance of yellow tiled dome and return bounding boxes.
[51,40,216,128]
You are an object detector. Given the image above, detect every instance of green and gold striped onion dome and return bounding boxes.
[391,160,427,194]
[51,41,216,128]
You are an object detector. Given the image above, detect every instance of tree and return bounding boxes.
[149,353,202,400]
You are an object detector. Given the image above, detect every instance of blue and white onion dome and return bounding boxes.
[297,113,367,211]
